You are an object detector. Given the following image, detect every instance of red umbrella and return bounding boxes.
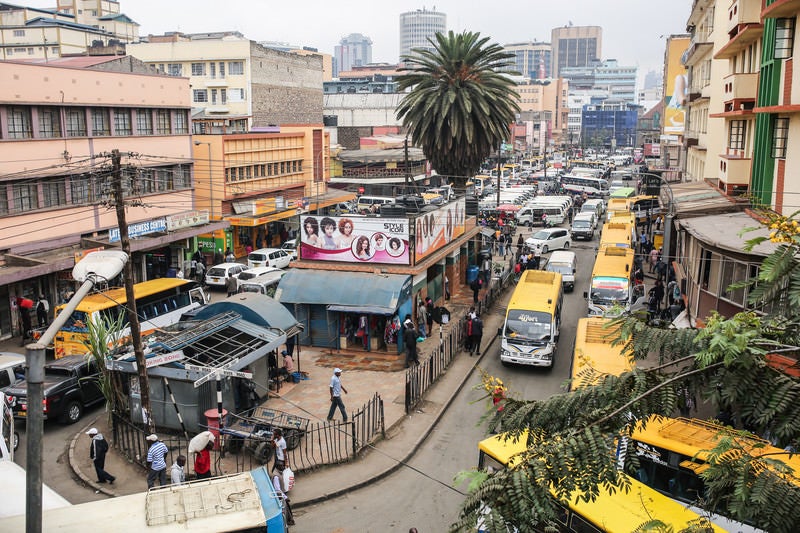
[496,204,521,212]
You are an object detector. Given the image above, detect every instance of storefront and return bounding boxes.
[274,270,412,352]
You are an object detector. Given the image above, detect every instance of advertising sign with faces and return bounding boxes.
[414,200,466,261]
[299,215,410,265]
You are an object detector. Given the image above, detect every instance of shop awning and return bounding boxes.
[193,292,304,337]
[275,269,411,316]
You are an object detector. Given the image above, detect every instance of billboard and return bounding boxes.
[299,215,410,265]
[414,200,467,261]
[663,36,690,135]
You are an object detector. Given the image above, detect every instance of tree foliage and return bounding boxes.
[452,215,800,532]
[396,31,520,187]
[83,310,128,422]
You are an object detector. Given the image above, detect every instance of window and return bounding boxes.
[175,165,191,188]
[211,89,217,105]
[13,29,24,37]
[773,117,789,158]
[209,62,216,78]
[114,109,132,136]
[193,89,208,103]
[136,109,153,135]
[229,88,245,102]
[220,89,227,104]
[775,18,795,60]
[0,186,7,216]
[70,175,97,204]
[38,107,62,138]
[12,183,37,211]
[191,62,206,76]
[174,110,188,134]
[65,109,87,137]
[228,61,244,75]
[156,110,171,135]
[8,107,32,139]
[42,180,66,208]
[167,63,182,76]
[728,120,746,150]
[91,108,110,136]
[219,62,225,77]
[720,258,748,306]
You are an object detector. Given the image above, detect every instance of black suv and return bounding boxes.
[6,354,104,424]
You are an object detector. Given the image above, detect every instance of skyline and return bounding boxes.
[21,0,691,83]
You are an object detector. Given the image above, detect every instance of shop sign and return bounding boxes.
[414,199,467,261]
[109,218,167,243]
[166,211,209,231]
[299,214,410,265]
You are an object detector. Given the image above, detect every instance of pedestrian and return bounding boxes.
[498,233,506,257]
[464,315,473,354]
[272,428,288,473]
[194,439,213,480]
[190,258,197,280]
[639,230,647,253]
[272,473,296,525]
[470,277,481,303]
[170,455,186,485]
[649,247,659,273]
[225,248,235,262]
[425,297,434,335]
[145,434,169,488]
[403,315,420,367]
[86,427,115,484]
[444,275,450,300]
[226,273,238,297]
[196,260,205,283]
[416,299,428,338]
[17,297,32,343]
[516,234,524,257]
[326,368,348,422]
[36,294,49,328]
[469,314,484,356]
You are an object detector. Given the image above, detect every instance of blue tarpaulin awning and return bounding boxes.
[274,270,411,315]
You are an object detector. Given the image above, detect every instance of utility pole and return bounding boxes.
[496,142,502,207]
[111,149,154,431]
[404,136,411,194]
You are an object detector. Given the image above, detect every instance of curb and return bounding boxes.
[293,332,497,508]
[68,416,118,497]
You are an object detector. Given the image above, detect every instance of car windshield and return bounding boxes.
[573,220,591,228]
[590,276,629,303]
[504,310,552,342]
[207,267,227,277]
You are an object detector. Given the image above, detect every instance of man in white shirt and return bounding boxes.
[170,455,186,485]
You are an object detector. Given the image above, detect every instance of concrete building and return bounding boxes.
[127,32,324,132]
[399,7,446,60]
[0,59,227,339]
[550,25,602,78]
[560,59,638,104]
[515,78,570,152]
[567,89,613,147]
[503,41,551,79]
[0,0,139,59]
[581,100,639,149]
[334,33,373,77]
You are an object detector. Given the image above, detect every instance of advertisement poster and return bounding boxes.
[664,36,690,134]
[299,215,410,265]
[415,200,466,261]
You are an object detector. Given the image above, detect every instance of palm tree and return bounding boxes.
[396,31,520,188]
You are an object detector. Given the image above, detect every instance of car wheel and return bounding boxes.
[254,442,274,464]
[563,241,570,249]
[13,431,19,451]
[542,245,549,254]
[525,220,531,227]
[61,400,83,424]
[284,429,302,450]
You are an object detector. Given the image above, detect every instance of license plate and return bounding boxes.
[17,411,26,417]
[212,278,219,282]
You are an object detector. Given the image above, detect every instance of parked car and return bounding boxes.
[238,265,282,281]
[280,239,298,260]
[5,354,104,424]
[0,352,25,393]
[205,262,249,288]
[247,248,291,269]
[525,228,571,254]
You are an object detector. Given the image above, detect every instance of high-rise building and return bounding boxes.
[399,7,446,60]
[503,41,551,79]
[334,33,373,77]
[550,25,602,78]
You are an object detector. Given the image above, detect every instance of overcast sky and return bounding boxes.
[25,0,690,82]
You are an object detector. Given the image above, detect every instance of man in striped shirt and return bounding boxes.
[146,434,169,488]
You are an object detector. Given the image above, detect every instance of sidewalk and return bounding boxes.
[41,281,510,506]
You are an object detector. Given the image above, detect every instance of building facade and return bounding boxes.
[550,25,602,78]
[399,7,446,60]
[503,41,551,79]
[581,100,638,149]
[561,59,638,104]
[334,33,373,77]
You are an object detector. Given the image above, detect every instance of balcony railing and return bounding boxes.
[719,154,751,186]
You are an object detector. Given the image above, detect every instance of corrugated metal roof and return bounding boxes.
[677,211,779,257]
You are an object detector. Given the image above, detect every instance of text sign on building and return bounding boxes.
[145,351,185,368]
[414,200,467,261]
[299,215,411,265]
[109,218,167,242]
[166,211,210,231]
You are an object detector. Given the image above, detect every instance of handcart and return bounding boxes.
[222,406,309,464]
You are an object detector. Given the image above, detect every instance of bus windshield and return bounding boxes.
[504,310,551,342]
[61,310,89,332]
[590,276,629,304]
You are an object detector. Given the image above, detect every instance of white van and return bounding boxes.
[247,248,291,269]
[571,212,596,240]
[355,195,394,212]
[238,270,287,297]
[519,204,567,227]
[582,198,605,218]
[545,250,576,292]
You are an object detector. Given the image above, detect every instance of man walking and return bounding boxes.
[146,433,169,488]
[326,368,348,422]
[424,297,434,336]
[170,455,186,485]
[36,295,49,328]
[403,315,420,367]
[416,300,428,339]
[226,273,238,297]
[86,428,115,484]
[469,314,484,356]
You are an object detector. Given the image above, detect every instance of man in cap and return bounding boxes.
[86,428,115,484]
[326,368,348,422]
[146,433,169,488]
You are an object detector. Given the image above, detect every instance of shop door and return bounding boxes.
[292,304,311,346]
[309,304,337,348]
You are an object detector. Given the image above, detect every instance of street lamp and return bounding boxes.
[194,141,213,220]
[25,250,128,533]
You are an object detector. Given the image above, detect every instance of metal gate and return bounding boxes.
[309,304,337,348]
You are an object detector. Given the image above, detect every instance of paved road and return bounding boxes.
[290,226,599,531]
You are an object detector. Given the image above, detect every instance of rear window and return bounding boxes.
[248,253,267,262]
[207,267,227,277]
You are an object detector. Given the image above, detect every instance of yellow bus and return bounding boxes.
[569,317,634,391]
[54,278,208,358]
[477,432,723,533]
[622,416,799,532]
[598,221,634,250]
[500,270,563,368]
[585,246,646,317]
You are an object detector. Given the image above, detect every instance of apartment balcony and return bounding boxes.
[715,23,763,60]
[762,0,800,18]
[723,71,757,105]
[718,153,752,187]
[683,30,713,66]
[205,104,230,114]
[205,78,229,88]
[726,0,761,34]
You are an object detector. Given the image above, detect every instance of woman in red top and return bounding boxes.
[194,441,213,479]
